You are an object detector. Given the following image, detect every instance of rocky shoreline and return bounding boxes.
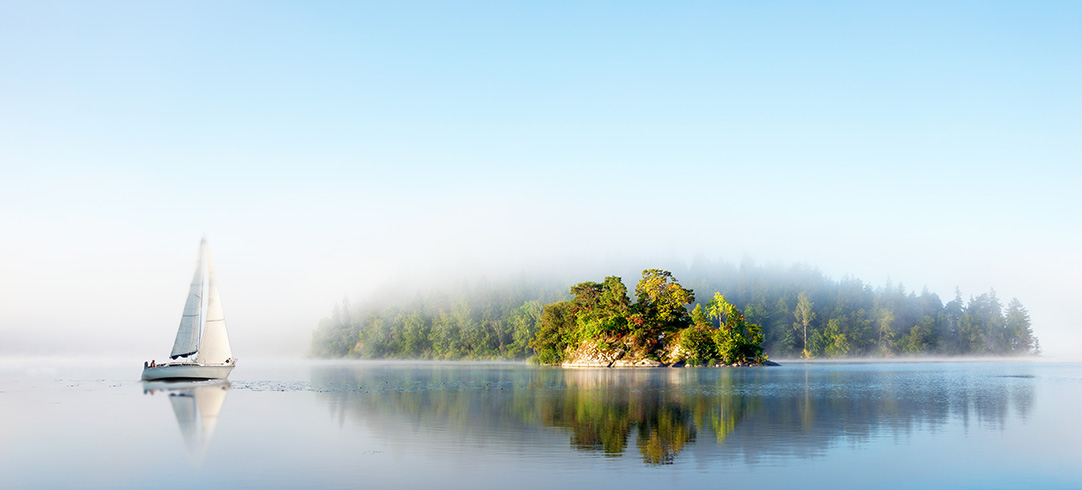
[558,341,779,368]
[561,359,781,368]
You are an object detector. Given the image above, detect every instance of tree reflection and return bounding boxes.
[636,403,695,465]
[533,370,698,464]
[310,363,1035,466]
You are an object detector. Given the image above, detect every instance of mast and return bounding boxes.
[170,239,206,359]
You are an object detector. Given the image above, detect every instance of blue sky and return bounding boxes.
[1,1,1079,357]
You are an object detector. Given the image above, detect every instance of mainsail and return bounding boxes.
[170,240,206,359]
[168,238,233,363]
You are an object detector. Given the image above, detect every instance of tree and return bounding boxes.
[822,318,850,357]
[707,292,729,331]
[531,301,576,364]
[632,269,695,355]
[706,293,766,364]
[402,310,430,356]
[793,291,815,359]
[508,300,542,358]
[876,307,896,357]
[569,276,631,344]
[901,316,934,355]
[1004,298,1035,354]
[679,304,717,365]
[691,303,709,327]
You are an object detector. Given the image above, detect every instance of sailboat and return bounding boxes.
[142,238,236,381]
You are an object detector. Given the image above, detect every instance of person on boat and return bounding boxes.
[144,361,148,368]
[150,360,156,368]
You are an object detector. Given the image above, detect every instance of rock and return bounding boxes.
[609,358,663,368]
[561,341,620,368]
[560,354,613,367]
[558,339,782,368]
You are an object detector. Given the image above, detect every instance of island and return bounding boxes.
[310,262,1039,362]
[531,269,769,367]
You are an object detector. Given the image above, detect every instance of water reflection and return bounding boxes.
[310,364,1035,466]
[142,380,231,465]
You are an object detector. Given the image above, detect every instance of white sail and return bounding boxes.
[170,240,206,359]
[199,248,233,363]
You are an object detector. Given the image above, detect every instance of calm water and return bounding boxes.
[2,359,1080,489]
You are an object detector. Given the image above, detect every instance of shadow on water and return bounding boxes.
[308,364,1035,466]
[142,380,231,466]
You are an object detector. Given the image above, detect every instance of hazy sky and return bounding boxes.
[2,1,1079,358]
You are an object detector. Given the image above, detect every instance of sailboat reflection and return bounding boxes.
[143,380,231,464]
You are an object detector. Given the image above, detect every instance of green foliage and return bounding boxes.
[900,316,935,354]
[309,316,354,358]
[530,301,577,364]
[537,347,562,365]
[679,326,716,366]
[690,303,708,327]
[309,277,568,360]
[526,270,697,365]
[1004,298,1035,353]
[793,291,815,358]
[633,269,695,341]
[708,294,766,364]
[569,276,632,345]
[822,318,850,357]
[674,304,716,366]
[668,293,767,366]
[310,262,1040,361]
[876,307,896,357]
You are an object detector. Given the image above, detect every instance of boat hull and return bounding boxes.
[141,363,234,381]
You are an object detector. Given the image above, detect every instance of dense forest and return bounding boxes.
[310,262,1039,360]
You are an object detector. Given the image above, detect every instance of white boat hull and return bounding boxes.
[141,363,234,381]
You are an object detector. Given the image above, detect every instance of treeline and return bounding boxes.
[309,277,567,359]
[310,262,1039,360]
[674,262,1039,358]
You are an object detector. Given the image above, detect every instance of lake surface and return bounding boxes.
[2,359,1080,489]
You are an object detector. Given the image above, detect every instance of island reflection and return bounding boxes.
[142,380,231,465]
[311,364,1034,466]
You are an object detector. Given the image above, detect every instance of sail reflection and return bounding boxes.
[311,364,1035,466]
[143,380,231,465]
